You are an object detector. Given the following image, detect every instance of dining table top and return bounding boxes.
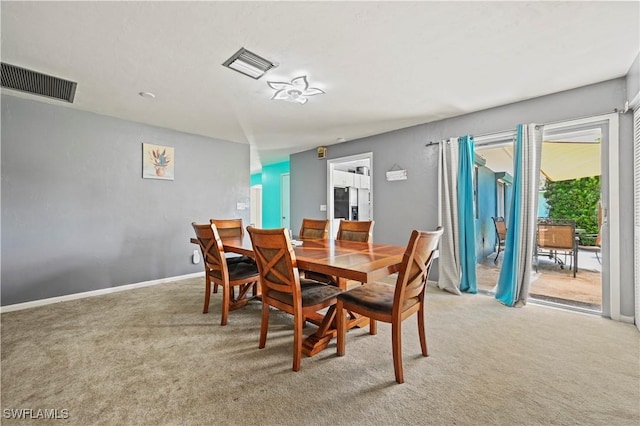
[236,235,405,284]
[192,235,406,284]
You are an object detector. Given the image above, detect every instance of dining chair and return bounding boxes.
[336,220,374,242]
[246,226,343,372]
[305,219,375,286]
[492,217,507,264]
[298,218,329,240]
[209,218,254,293]
[336,227,443,384]
[192,222,260,325]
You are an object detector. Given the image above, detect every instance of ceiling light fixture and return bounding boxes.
[267,76,324,105]
[139,91,156,99]
[222,47,278,80]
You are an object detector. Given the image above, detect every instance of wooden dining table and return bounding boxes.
[191,234,406,356]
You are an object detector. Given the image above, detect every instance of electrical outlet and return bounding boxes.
[192,249,201,264]
[320,204,327,211]
[237,202,247,210]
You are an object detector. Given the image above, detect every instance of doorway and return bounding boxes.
[474,114,619,318]
[327,153,373,238]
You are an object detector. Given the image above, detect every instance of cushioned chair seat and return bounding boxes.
[226,254,254,265]
[269,279,343,307]
[210,262,259,281]
[337,282,419,314]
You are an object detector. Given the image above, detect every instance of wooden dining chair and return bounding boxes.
[192,222,260,325]
[209,218,254,293]
[336,227,443,384]
[299,218,329,240]
[307,220,375,286]
[337,220,374,242]
[246,226,343,372]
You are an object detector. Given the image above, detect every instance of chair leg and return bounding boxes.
[258,302,269,349]
[292,310,303,372]
[213,282,219,294]
[369,319,377,335]
[391,320,404,384]
[203,275,211,314]
[417,303,429,357]
[221,283,230,326]
[494,244,501,264]
[336,301,346,356]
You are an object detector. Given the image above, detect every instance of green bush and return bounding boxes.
[542,176,600,237]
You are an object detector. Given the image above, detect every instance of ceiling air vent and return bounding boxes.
[222,48,277,80]
[1,63,77,103]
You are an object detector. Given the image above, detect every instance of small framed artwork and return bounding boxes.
[142,143,174,180]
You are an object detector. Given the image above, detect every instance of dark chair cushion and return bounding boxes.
[226,254,254,265]
[228,262,260,280]
[268,279,342,307]
[337,282,419,314]
[209,262,259,281]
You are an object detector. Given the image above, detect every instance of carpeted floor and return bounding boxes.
[1,277,639,425]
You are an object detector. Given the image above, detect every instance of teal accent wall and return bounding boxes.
[259,160,290,229]
[250,173,262,186]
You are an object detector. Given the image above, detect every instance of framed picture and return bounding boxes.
[142,143,174,180]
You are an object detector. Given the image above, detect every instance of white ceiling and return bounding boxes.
[1,1,638,172]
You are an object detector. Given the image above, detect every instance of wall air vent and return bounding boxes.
[1,63,77,103]
[222,48,277,80]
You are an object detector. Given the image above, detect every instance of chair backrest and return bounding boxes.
[336,220,374,242]
[393,227,443,314]
[299,218,329,240]
[492,217,507,241]
[192,222,229,281]
[247,227,300,300]
[210,218,244,239]
[537,219,576,250]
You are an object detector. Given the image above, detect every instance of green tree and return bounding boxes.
[542,176,600,236]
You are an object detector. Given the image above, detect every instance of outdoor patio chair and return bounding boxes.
[492,217,507,264]
[535,218,579,278]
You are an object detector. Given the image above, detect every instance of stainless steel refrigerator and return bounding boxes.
[334,187,358,220]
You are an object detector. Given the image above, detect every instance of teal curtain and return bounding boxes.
[457,135,477,293]
[495,124,541,306]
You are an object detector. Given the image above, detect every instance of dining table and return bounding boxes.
[191,234,406,356]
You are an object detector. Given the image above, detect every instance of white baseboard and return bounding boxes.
[619,315,635,324]
[0,272,204,313]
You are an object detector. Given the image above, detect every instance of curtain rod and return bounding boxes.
[425,129,515,148]
[424,108,623,148]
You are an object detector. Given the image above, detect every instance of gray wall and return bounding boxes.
[291,77,634,318]
[1,94,250,305]
[626,52,640,102]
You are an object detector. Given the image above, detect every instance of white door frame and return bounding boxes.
[327,152,373,238]
[280,173,290,229]
[543,113,620,320]
[250,184,262,228]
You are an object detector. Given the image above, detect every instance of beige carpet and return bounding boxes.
[2,277,639,425]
